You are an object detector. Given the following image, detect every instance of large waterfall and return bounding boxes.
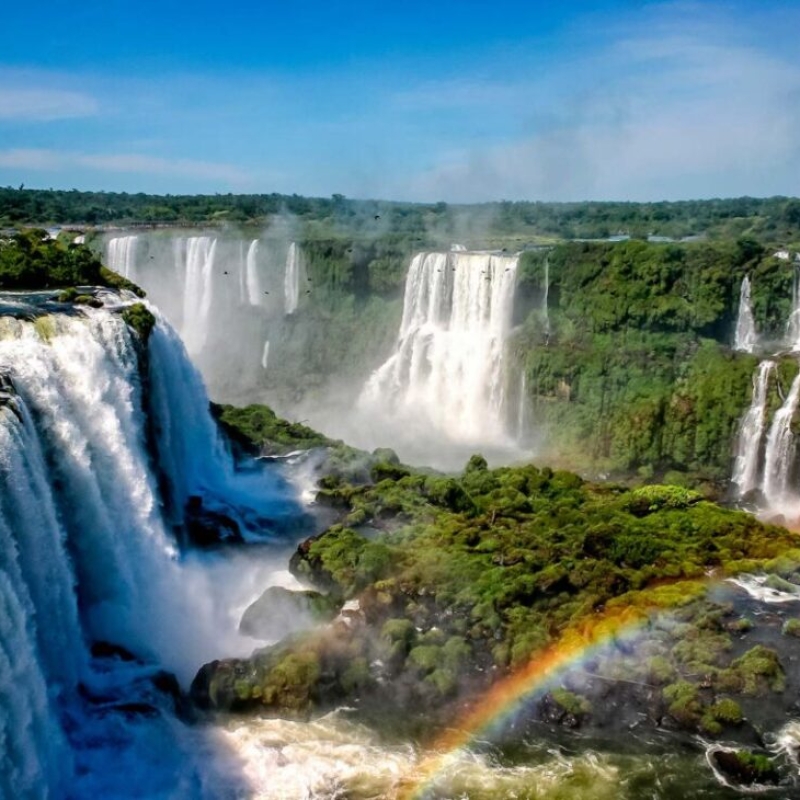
[734,276,757,353]
[284,241,301,315]
[182,236,217,355]
[0,297,304,796]
[360,250,519,453]
[106,235,138,280]
[100,232,304,402]
[732,360,775,496]
[762,371,800,509]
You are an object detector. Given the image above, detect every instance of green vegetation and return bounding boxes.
[213,403,335,454]
[121,303,156,341]
[0,228,145,298]
[4,188,800,246]
[191,454,799,736]
[0,229,106,289]
[514,240,796,482]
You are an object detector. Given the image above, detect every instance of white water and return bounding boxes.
[359,251,520,456]
[788,266,800,350]
[733,276,758,352]
[106,235,138,280]
[762,371,800,510]
[732,360,775,496]
[181,236,217,355]
[284,241,301,315]
[245,239,261,306]
[0,299,307,796]
[542,255,551,338]
[261,339,270,371]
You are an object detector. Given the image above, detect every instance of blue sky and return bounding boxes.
[1,0,799,201]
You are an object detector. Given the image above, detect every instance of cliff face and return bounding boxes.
[511,241,799,484]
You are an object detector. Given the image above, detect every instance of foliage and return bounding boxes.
[4,188,800,245]
[193,455,798,729]
[513,239,797,481]
[213,402,335,454]
[121,303,156,341]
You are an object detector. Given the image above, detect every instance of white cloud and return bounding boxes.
[0,148,251,187]
[400,4,800,201]
[0,88,98,121]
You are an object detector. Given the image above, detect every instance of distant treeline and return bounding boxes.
[2,186,800,245]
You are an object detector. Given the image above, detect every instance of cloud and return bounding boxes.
[0,148,252,187]
[399,3,800,201]
[0,88,98,121]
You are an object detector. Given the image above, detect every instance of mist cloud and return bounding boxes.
[0,87,98,121]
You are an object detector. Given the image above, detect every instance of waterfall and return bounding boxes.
[732,360,775,496]
[284,242,301,315]
[762,370,800,508]
[542,256,551,337]
[245,240,261,306]
[360,250,519,445]
[106,235,138,280]
[181,236,217,355]
[789,265,800,350]
[734,276,758,352]
[0,300,304,795]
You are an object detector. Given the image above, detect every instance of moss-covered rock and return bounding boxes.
[121,303,156,342]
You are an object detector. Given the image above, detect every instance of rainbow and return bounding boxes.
[398,600,669,799]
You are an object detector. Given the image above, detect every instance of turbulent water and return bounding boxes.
[0,293,309,797]
[733,276,757,353]
[358,250,522,467]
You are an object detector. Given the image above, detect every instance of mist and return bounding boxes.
[100,224,534,472]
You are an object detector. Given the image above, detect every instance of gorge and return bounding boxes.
[5,210,800,797]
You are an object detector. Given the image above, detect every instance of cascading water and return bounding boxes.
[734,276,758,353]
[762,371,800,510]
[542,255,551,338]
[284,242,301,315]
[732,360,775,496]
[245,239,261,307]
[788,265,800,350]
[106,235,138,280]
[181,236,217,355]
[0,297,305,796]
[360,250,519,451]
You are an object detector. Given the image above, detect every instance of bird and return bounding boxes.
[264,291,269,295]
[374,214,381,220]
[223,271,229,275]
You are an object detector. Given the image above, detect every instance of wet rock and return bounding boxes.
[537,689,591,728]
[185,495,243,546]
[710,749,780,787]
[239,586,340,640]
[91,641,140,661]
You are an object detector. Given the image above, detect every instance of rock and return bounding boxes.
[240,585,340,640]
[537,689,591,728]
[91,640,140,662]
[185,495,243,546]
[710,749,780,787]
